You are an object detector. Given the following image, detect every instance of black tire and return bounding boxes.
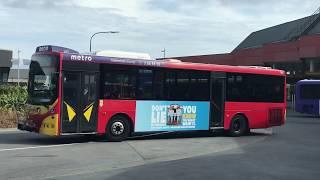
[228,114,248,137]
[105,115,131,142]
[245,128,251,135]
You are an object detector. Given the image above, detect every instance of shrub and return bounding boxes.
[0,85,28,128]
[0,84,28,113]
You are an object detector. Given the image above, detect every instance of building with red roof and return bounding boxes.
[169,8,320,95]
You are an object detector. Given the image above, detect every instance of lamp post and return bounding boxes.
[89,31,119,52]
[17,49,21,86]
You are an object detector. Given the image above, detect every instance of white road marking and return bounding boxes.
[0,143,79,152]
[0,128,18,133]
[129,131,173,139]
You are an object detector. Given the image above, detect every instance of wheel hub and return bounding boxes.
[111,121,124,135]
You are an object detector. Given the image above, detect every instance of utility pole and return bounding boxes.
[161,48,166,59]
[17,49,21,86]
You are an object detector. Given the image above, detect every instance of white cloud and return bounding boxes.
[75,0,145,17]
[0,0,319,59]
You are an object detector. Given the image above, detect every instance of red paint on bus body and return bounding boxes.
[162,62,284,77]
[97,100,136,134]
[224,102,286,130]
[95,100,286,134]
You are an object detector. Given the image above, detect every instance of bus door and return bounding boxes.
[61,71,98,133]
[210,72,226,127]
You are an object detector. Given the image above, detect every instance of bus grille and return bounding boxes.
[269,108,283,126]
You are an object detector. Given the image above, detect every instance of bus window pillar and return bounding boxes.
[310,59,315,73]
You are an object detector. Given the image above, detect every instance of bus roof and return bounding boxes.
[297,79,320,84]
[34,45,285,76]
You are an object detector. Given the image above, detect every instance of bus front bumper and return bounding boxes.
[17,121,36,132]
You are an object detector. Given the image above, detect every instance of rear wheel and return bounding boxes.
[105,115,131,142]
[228,115,248,137]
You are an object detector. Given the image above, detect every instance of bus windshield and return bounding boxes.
[28,55,59,105]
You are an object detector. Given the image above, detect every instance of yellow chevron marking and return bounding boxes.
[64,102,76,122]
[83,102,94,122]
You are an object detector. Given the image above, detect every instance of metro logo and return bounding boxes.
[70,55,92,62]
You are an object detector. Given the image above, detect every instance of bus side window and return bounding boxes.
[227,73,284,103]
[176,71,190,100]
[165,70,176,100]
[102,69,136,99]
[137,69,153,99]
[164,70,210,101]
[153,70,165,99]
[188,71,210,101]
[300,84,320,99]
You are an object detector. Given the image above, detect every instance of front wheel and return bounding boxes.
[105,115,131,142]
[227,115,248,137]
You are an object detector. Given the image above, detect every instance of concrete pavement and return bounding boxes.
[68,110,320,180]
[0,127,270,179]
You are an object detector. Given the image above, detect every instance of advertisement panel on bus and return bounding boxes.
[135,101,210,132]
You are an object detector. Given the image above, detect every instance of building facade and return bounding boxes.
[0,49,13,83]
[168,10,320,100]
[8,58,30,84]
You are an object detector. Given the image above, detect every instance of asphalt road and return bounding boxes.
[0,110,318,180]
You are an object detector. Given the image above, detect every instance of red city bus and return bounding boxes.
[18,45,286,141]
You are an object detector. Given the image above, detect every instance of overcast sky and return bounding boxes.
[0,0,319,59]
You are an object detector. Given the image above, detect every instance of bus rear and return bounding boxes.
[295,80,320,115]
[18,53,61,136]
